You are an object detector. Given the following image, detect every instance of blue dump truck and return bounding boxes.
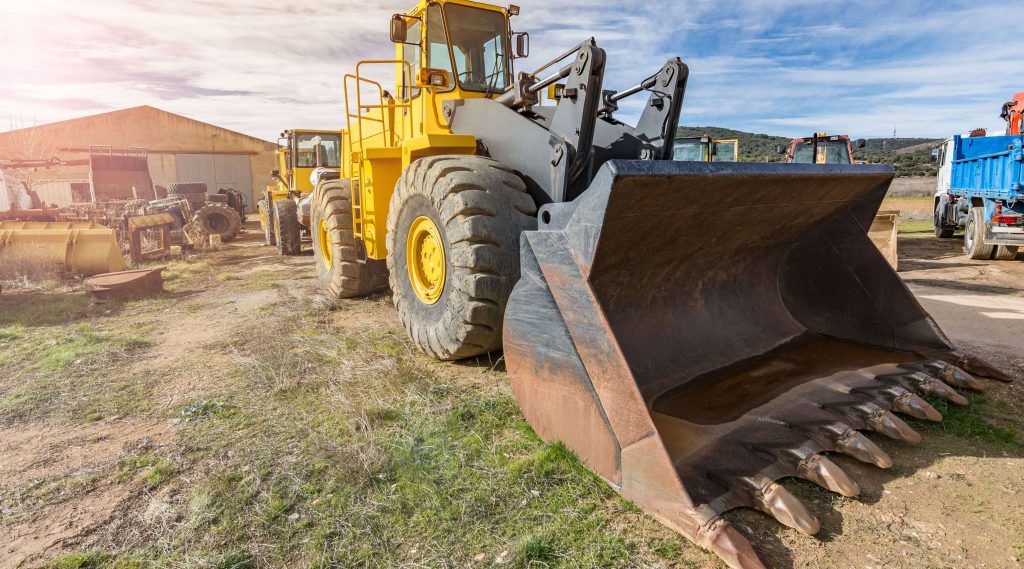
[934,133,1024,260]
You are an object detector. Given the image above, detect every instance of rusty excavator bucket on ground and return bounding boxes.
[503,161,1010,569]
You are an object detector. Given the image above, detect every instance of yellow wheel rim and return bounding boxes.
[318,217,333,271]
[406,215,446,305]
[259,204,268,232]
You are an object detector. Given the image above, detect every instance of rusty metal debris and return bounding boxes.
[503,162,1010,569]
[83,267,164,300]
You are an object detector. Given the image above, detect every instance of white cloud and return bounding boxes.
[0,0,1018,141]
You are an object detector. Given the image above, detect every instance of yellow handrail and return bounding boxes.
[342,59,414,242]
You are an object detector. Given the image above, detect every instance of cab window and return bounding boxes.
[400,18,421,100]
[426,4,454,89]
[442,4,509,93]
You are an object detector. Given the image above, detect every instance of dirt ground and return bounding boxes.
[1,204,1021,569]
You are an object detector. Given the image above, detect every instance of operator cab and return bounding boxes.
[391,1,526,99]
[293,131,342,169]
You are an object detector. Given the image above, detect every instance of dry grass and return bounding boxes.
[0,246,65,291]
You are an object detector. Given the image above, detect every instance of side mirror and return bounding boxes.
[271,170,280,177]
[930,149,939,163]
[513,32,530,59]
[390,14,408,44]
[775,144,786,155]
[854,138,866,149]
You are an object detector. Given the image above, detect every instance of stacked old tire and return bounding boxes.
[167,182,208,210]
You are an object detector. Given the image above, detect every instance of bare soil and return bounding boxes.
[1,216,1021,569]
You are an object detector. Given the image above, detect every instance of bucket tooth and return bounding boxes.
[907,372,969,406]
[886,386,942,422]
[797,454,860,497]
[923,361,985,392]
[858,403,921,443]
[697,517,768,569]
[834,428,892,468]
[744,477,820,536]
[948,351,1013,382]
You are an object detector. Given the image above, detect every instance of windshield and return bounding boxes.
[712,140,738,162]
[442,4,509,93]
[791,140,850,164]
[295,133,341,168]
[673,139,708,162]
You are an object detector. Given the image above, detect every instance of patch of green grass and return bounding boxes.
[160,258,213,289]
[143,460,179,487]
[216,272,242,282]
[911,393,1021,450]
[0,324,154,421]
[0,323,24,341]
[898,218,934,235]
[181,399,233,422]
[49,551,111,569]
[0,293,95,326]
[35,324,150,371]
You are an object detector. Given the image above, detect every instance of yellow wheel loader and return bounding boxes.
[784,132,901,269]
[312,2,1012,566]
[260,129,343,255]
[673,134,739,162]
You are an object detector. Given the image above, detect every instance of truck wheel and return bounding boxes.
[386,155,537,361]
[311,179,388,297]
[257,199,276,245]
[273,199,302,255]
[194,203,242,242]
[934,200,955,238]
[993,245,1019,260]
[964,207,995,260]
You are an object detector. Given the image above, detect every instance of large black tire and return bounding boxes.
[194,203,242,242]
[168,182,208,209]
[273,199,302,255]
[964,207,995,260]
[386,155,537,361]
[257,199,276,246]
[311,179,388,298]
[934,199,955,238]
[993,245,1019,260]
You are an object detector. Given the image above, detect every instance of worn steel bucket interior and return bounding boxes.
[503,161,997,569]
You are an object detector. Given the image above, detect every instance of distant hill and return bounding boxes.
[676,126,941,177]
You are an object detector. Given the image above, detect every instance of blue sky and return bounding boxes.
[0,0,1017,141]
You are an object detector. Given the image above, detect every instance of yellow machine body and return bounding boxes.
[0,221,126,275]
[270,129,344,201]
[338,0,517,259]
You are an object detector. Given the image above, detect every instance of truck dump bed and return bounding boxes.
[949,134,1024,201]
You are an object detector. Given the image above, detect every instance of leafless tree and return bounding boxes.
[0,115,68,190]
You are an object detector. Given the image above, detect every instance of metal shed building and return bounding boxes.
[0,106,277,207]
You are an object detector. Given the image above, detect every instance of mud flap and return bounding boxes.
[503,161,1009,569]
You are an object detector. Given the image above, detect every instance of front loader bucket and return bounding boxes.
[869,209,900,270]
[503,161,1008,569]
[0,221,126,275]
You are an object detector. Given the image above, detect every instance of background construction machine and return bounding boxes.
[784,132,900,268]
[673,134,738,162]
[259,129,342,255]
[1001,92,1023,136]
[309,2,1010,567]
[933,96,1024,260]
